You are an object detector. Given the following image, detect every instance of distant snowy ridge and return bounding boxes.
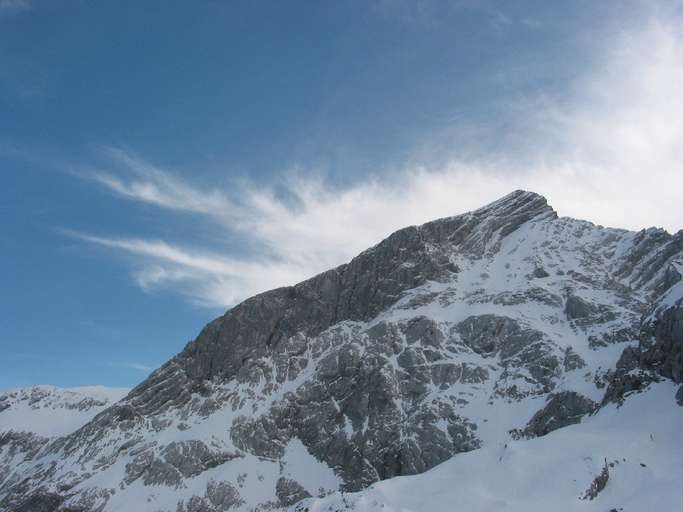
[0,385,129,437]
[0,190,681,512]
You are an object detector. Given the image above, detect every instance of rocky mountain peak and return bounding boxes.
[1,191,682,512]
[471,189,555,219]
[130,191,556,404]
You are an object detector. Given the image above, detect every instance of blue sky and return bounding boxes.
[3,0,683,389]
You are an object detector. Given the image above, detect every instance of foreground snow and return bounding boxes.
[295,381,683,512]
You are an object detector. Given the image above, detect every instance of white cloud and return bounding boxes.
[88,147,234,217]
[74,14,683,309]
[526,17,683,231]
[64,230,305,307]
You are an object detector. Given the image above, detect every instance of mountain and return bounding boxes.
[1,190,682,512]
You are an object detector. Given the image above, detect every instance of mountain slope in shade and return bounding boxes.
[0,190,681,512]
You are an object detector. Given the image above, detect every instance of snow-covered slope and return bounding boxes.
[294,380,683,512]
[1,191,681,512]
[0,385,129,509]
[0,385,129,437]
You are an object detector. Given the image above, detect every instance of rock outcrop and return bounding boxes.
[512,391,597,439]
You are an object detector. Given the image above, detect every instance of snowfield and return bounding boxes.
[0,385,129,437]
[293,381,683,512]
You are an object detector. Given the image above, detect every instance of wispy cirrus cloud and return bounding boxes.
[63,229,305,307]
[69,14,683,309]
[88,146,235,217]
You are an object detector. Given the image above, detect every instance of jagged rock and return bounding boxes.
[404,316,444,347]
[563,347,586,371]
[456,315,544,357]
[455,314,561,398]
[513,391,597,438]
[580,460,610,500]
[276,477,311,507]
[206,481,242,509]
[12,491,64,512]
[641,300,683,383]
[124,441,243,488]
[0,431,49,460]
[230,331,481,491]
[604,299,683,405]
[533,266,550,278]
[588,325,640,349]
[601,347,658,406]
[177,480,244,512]
[615,229,683,291]
[565,294,597,320]
[163,441,240,478]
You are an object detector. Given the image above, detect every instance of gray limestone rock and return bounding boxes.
[456,315,544,358]
[229,329,481,491]
[123,441,241,488]
[13,491,64,512]
[404,316,444,347]
[601,347,657,406]
[564,294,598,320]
[455,315,561,398]
[514,391,597,438]
[641,300,683,383]
[604,299,683,405]
[563,347,586,371]
[163,441,240,478]
[176,480,244,512]
[580,460,610,500]
[276,477,311,507]
[533,266,550,278]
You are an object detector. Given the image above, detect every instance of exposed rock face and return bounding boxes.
[456,314,561,399]
[512,391,597,439]
[580,460,610,500]
[641,300,683,383]
[603,258,683,405]
[276,478,311,507]
[229,317,482,491]
[176,481,244,512]
[2,191,682,511]
[564,294,597,320]
[14,492,65,512]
